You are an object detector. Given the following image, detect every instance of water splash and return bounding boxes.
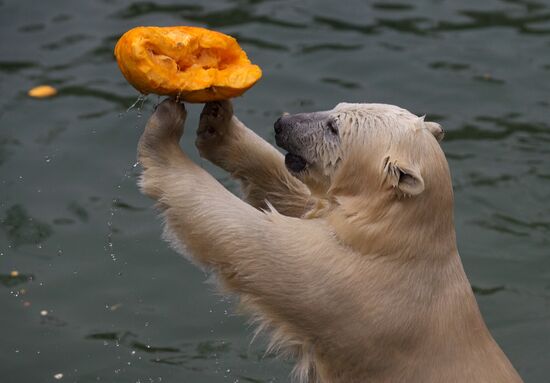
[107,96,151,263]
[106,198,118,262]
[126,94,147,113]
[118,94,148,119]
[105,163,138,263]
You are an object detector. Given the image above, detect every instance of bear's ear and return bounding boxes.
[425,121,444,142]
[383,156,425,197]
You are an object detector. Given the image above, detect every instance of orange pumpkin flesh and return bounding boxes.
[114,26,262,102]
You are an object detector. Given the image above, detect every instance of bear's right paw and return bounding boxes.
[148,98,187,141]
[196,100,234,149]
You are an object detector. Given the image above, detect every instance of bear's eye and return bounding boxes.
[327,120,339,135]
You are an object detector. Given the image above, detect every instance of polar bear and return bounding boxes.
[137,99,522,383]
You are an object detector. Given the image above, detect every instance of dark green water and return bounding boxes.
[1,0,549,382]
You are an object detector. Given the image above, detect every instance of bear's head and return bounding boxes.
[275,102,447,200]
[275,102,454,254]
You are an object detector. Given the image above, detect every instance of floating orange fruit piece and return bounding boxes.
[28,85,57,98]
[114,26,262,103]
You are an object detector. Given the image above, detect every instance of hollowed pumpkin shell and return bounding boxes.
[114,26,262,102]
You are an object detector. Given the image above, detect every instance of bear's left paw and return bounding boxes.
[196,100,234,148]
[138,98,187,170]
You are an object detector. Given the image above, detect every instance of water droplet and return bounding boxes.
[127,94,147,113]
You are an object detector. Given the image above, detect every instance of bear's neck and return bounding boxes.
[326,191,457,259]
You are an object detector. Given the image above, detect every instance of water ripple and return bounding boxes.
[474,213,550,239]
[231,33,288,51]
[377,17,432,36]
[473,74,506,84]
[41,34,91,51]
[57,86,137,107]
[471,285,506,295]
[1,205,53,248]
[429,61,470,72]
[322,77,361,89]
[0,61,37,73]
[315,6,550,36]
[314,16,377,34]
[445,115,550,141]
[114,1,203,19]
[434,9,550,35]
[301,43,362,54]
[185,8,307,29]
[372,2,414,12]
[315,15,433,36]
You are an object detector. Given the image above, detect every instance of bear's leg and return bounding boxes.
[138,99,273,270]
[196,101,314,217]
[137,99,188,199]
[137,99,357,349]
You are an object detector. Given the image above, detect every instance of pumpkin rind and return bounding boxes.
[114,26,262,102]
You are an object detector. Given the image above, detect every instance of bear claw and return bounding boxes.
[197,100,233,141]
[138,98,187,169]
[150,98,187,135]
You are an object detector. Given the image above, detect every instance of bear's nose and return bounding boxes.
[274,117,284,135]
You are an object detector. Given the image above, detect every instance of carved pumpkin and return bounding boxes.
[114,26,262,102]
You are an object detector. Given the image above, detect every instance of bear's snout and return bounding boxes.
[274,115,292,149]
[274,114,310,149]
[274,116,284,135]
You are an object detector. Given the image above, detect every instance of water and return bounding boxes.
[0,0,549,382]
